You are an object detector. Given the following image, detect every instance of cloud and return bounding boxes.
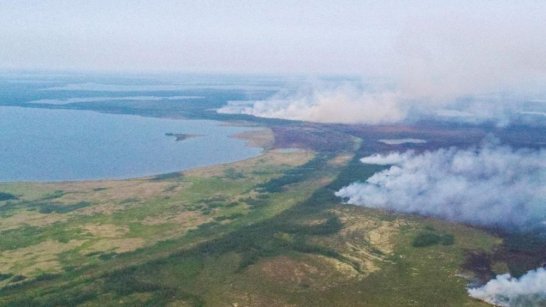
[335,138,546,230]
[468,267,546,306]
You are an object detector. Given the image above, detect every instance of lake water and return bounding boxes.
[0,107,262,182]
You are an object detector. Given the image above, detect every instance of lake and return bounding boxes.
[0,106,262,182]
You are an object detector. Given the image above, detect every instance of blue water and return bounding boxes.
[0,107,261,181]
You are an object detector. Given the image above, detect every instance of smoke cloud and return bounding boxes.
[218,83,546,126]
[218,2,546,125]
[218,85,406,124]
[468,267,546,306]
[335,139,546,230]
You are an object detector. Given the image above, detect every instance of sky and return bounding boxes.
[2,0,545,76]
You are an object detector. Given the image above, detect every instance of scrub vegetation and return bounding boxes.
[0,127,505,306]
[2,70,546,306]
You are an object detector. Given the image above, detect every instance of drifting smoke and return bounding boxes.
[219,2,546,125]
[468,267,546,306]
[218,83,546,126]
[219,85,405,124]
[335,139,546,230]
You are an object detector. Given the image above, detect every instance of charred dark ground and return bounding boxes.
[270,120,546,278]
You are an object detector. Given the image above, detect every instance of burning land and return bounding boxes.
[1,116,545,306]
[3,2,546,305]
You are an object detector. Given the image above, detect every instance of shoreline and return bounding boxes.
[0,124,274,185]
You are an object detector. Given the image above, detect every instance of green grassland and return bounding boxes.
[0,128,505,306]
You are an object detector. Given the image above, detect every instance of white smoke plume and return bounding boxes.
[359,151,412,165]
[219,2,546,125]
[218,83,546,126]
[468,267,546,306]
[218,85,406,124]
[335,139,546,230]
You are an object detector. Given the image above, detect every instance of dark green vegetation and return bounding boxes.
[412,230,455,247]
[0,190,89,217]
[0,192,17,201]
[35,201,91,214]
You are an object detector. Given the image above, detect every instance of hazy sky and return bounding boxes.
[1,1,545,75]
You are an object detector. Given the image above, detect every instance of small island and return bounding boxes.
[165,132,202,142]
